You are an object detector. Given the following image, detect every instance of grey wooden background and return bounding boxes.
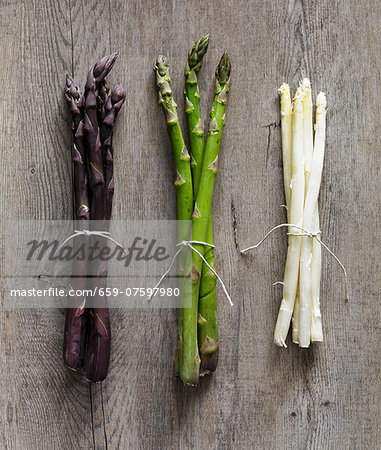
[0,0,380,448]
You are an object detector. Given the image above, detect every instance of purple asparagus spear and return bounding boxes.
[83,53,118,382]
[100,82,126,220]
[63,75,90,371]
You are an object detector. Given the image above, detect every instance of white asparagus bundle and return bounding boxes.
[275,80,327,348]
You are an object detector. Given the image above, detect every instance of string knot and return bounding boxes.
[241,223,349,301]
[287,229,321,238]
[149,240,232,306]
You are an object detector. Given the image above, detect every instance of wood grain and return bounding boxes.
[1,0,380,448]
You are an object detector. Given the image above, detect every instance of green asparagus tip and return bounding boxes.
[188,34,210,71]
[154,55,169,77]
[216,52,231,85]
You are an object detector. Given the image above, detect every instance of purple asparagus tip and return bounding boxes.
[65,74,83,108]
[93,52,119,81]
[111,82,126,103]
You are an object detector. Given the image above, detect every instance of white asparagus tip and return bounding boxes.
[293,86,305,107]
[278,83,291,96]
[316,92,327,108]
[300,78,311,90]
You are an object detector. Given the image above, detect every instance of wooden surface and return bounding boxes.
[0,0,380,448]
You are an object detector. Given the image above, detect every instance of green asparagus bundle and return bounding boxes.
[154,40,230,386]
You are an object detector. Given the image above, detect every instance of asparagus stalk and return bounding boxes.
[183,36,210,377]
[278,84,293,215]
[300,92,326,345]
[291,79,314,344]
[84,53,117,221]
[274,87,305,347]
[63,75,90,371]
[184,35,219,375]
[190,52,231,382]
[185,34,209,192]
[97,79,111,124]
[198,220,218,374]
[83,53,118,382]
[311,213,323,342]
[153,56,194,383]
[100,82,126,220]
[86,83,127,381]
[302,79,314,196]
[296,79,314,347]
[278,84,302,344]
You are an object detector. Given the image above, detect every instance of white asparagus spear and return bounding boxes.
[292,285,301,343]
[301,79,314,194]
[298,92,327,347]
[311,210,323,341]
[292,79,314,344]
[279,84,301,344]
[278,83,293,216]
[274,87,305,347]
[292,78,314,344]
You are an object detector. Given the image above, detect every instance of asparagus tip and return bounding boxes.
[278,83,290,97]
[93,52,119,80]
[153,55,169,76]
[293,86,305,106]
[300,77,311,90]
[187,34,210,71]
[64,74,82,105]
[316,92,327,108]
[216,51,231,85]
[111,82,127,103]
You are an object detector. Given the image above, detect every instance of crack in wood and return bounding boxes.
[101,384,108,449]
[89,383,96,449]
[263,122,280,167]
[231,197,239,251]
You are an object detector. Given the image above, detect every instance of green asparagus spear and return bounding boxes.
[184,36,218,375]
[153,56,196,385]
[185,34,209,193]
[192,52,231,375]
[198,220,218,375]
[154,56,193,220]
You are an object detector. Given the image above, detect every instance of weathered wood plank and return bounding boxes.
[0,0,94,448]
[0,0,380,449]
[68,0,116,447]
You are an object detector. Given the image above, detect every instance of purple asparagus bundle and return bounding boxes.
[64,53,125,382]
